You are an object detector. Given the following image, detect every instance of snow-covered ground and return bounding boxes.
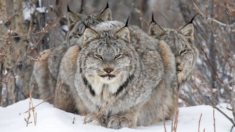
[0,99,233,132]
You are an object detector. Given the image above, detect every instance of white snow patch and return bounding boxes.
[15,75,19,85]
[4,69,8,75]
[212,88,218,93]
[62,25,69,32]
[7,29,13,33]
[36,7,46,13]
[220,89,224,94]
[197,58,202,65]
[195,77,201,84]
[23,2,35,20]
[134,8,140,13]
[38,0,42,7]
[0,99,233,132]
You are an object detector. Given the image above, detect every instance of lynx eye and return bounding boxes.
[94,54,103,61]
[179,49,187,56]
[114,54,122,60]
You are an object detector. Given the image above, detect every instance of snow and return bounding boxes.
[0,99,233,132]
[62,25,69,32]
[197,58,202,65]
[36,7,46,13]
[23,2,35,20]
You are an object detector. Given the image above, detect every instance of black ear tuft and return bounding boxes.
[67,5,71,12]
[151,12,156,23]
[99,2,112,21]
[189,15,197,24]
[105,2,109,9]
[125,16,130,27]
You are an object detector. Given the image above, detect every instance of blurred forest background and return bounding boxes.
[0,0,234,109]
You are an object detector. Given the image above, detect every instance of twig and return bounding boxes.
[207,97,235,126]
[192,1,235,28]
[34,113,37,126]
[72,113,76,124]
[161,81,167,132]
[0,97,3,106]
[2,0,38,25]
[201,47,223,84]
[231,68,235,132]
[24,95,54,113]
[0,15,63,83]
[29,85,37,126]
[79,0,84,14]
[232,68,235,121]
[172,78,183,132]
[231,125,235,132]
[173,109,179,132]
[213,108,216,132]
[84,94,116,124]
[198,113,202,132]
[227,107,233,111]
[25,85,34,126]
[179,97,190,106]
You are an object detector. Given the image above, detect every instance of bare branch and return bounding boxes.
[24,95,54,113]
[2,0,38,25]
[201,47,223,84]
[232,68,235,121]
[192,2,235,28]
[207,97,235,126]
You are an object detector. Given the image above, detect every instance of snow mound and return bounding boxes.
[0,99,233,132]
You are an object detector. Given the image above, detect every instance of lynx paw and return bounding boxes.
[107,116,134,129]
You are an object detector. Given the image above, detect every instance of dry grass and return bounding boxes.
[21,85,54,127]
[24,85,34,126]
[198,113,202,132]
[72,113,76,124]
[161,81,167,132]
[171,78,183,132]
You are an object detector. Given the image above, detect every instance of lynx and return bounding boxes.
[56,19,177,129]
[149,15,199,85]
[30,4,112,105]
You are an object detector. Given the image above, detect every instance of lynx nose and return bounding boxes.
[104,67,114,74]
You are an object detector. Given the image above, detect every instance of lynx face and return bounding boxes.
[66,5,112,46]
[149,19,198,84]
[79,27,136,95]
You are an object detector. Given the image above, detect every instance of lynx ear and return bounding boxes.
[115,27,130,43]
[178,15,196,43]
[115,17,130,43]
[67,6,82,30]
[99,3,112,21]
[148,22,165,38]
[178,23,194,43]
[148,13,165,38]
[83,28,100,45]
